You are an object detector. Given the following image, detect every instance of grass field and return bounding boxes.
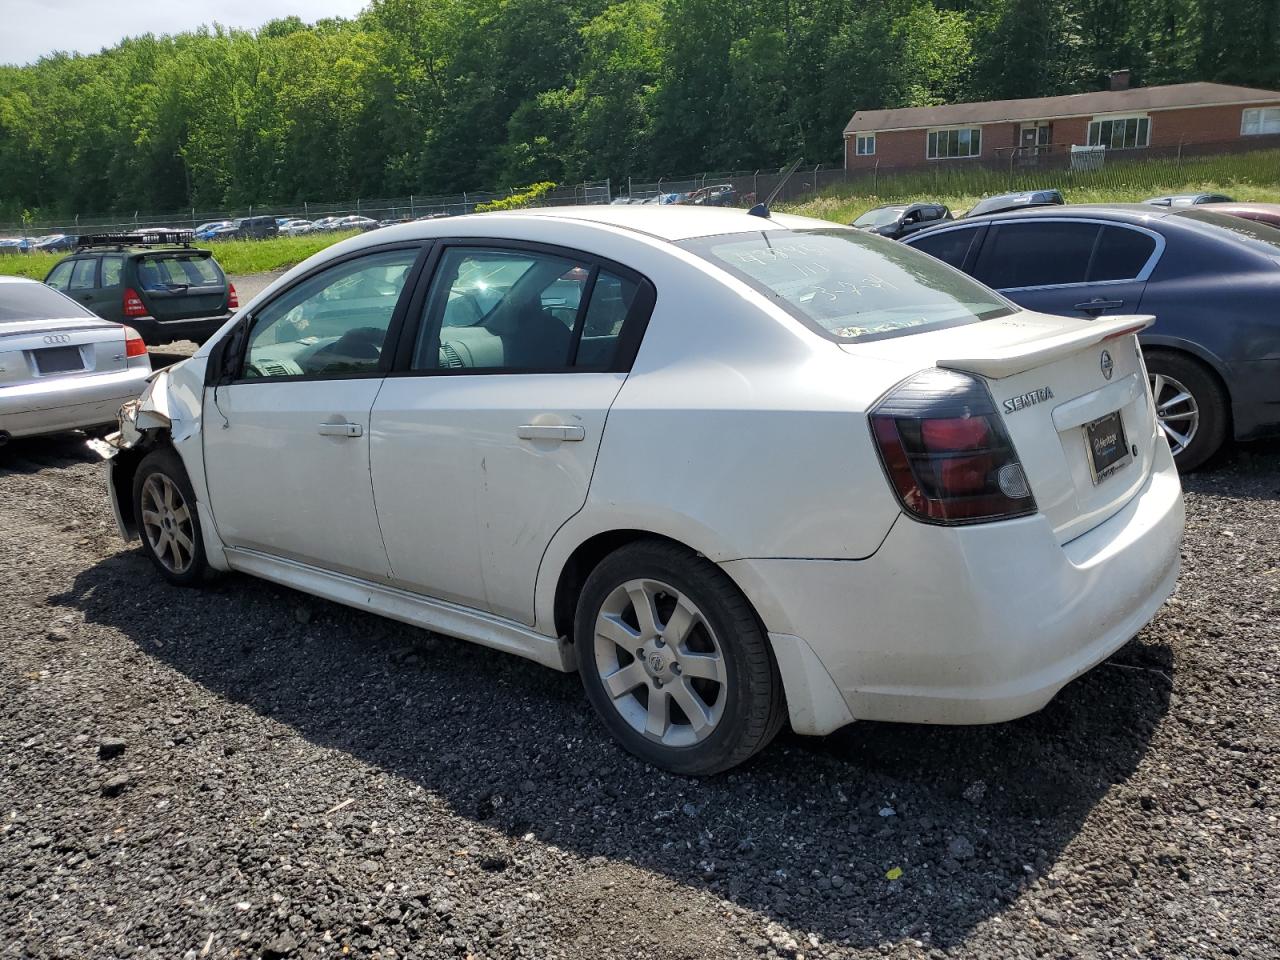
[784,148,1280,224]
[0,230,361,281]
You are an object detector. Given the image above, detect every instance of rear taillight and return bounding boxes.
[122,287,147,318]
[123,325,148,357]
[870,369,1036,524]
[228,283,239,309]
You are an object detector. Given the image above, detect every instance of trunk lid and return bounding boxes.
[0,318,130,388]
[135,251,229,320]
[846,311,1159,544]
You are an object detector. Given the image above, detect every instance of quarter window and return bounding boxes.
[100,255,126,288]
[976,222,1100,289]
[1241,107,1280,136]
[1088,115,1150,149]
[68,259,97,291]
[414,247,640,372]
[243,248,418,379]
[908,227,982,270]
[1089,227,1157,282]
[855,133,876,156]
[927,127,982,159]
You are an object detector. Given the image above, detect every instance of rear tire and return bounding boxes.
[575,540,784,775]
[1145,351,1228,472]
[132,447,209,586]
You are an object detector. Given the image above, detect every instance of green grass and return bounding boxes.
[0,230,361,281]
[783,148,1280,224]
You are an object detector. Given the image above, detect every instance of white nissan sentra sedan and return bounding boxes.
[1,276,152,445]
[102,206,1184,774]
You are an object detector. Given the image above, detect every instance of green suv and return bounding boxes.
[44,232,237,346]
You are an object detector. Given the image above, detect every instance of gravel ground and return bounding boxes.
[1,433,1277,960]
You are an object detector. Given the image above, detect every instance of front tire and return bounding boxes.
[575,540,784,775]
[132,447,209,586]
[1145,351,1228,472]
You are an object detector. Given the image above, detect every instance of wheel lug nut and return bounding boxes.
[636,648,645,660]
[672,663,681,675]
[655,636,665,648]
[654,679,663,689]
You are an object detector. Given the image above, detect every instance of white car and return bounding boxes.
[102,206,1184,774]
[1,277,152,445]
[279,219,314,236]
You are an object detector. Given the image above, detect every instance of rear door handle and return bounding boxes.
[517,424,586,442]
[1074,299,1125,313]
[317,421,362,438]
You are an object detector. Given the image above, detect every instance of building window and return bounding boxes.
[927,127,982,160]
[1088,115,1150,150]
[854,133,876,156]
[1242,107,1280,136]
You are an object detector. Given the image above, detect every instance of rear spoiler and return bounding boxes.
[936,314,1155,380]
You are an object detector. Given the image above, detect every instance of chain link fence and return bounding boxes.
[0,181,611,242]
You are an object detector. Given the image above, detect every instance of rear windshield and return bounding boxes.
[680,228,1014,342]
[136,253,224,291]
[0,282,96,322]
[853,207,906,228]
[1174,209,1280,254]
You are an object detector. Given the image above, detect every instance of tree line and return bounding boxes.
[1,0,1277,219]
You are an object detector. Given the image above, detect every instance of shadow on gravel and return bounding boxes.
[0,433,100,475]
[56,548,1173,949]
[1184,438,1280,501]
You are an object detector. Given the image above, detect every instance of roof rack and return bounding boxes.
[76,229,196,250]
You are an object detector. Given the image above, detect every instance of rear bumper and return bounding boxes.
[128,312,232,346]
[0,366,153,439]
[725,438,1184,731]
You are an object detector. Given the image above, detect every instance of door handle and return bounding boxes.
[1074,299,1125,313]
[517,424,586,442]
[317,421,363,437]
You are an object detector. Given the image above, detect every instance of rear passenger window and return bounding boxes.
[137,255,222,291]
[100,255,125,288]
[909,227,981,269]
[46,261,74,292]
[1089,227,1156,282]
[415,248,646,373]
[69,259,98,291]
[976,222,1100,289]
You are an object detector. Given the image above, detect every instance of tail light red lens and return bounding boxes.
[122,325,148,357]
[870,369,1036,524]
[228,283,239,309]
[122,287,147,318]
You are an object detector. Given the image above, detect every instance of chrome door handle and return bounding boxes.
[317,421,362,437]
[517,424,586,442]
[1074,299,1125,313]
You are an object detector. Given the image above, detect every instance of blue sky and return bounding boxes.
[2,0,369,65]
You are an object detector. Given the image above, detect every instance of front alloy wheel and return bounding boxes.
[576,540,785,775]
[132,448,209,586]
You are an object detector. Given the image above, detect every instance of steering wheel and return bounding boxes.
[314,326,384,361]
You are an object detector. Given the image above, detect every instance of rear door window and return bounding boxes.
[45,260,75,291]
[69,259,98,291]
[974,221,1100,289]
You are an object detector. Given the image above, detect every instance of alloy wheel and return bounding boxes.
[140,473,196,575]
[593,578,728,748]
[1149,372,1200,457]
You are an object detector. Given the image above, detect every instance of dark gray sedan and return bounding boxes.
[904,205,1280,470]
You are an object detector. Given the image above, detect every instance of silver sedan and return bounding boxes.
[0,276,152,445]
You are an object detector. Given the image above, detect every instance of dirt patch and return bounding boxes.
[1,436,1277,958]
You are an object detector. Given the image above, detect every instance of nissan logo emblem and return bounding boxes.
[43,334,72,345]
[1100,349,1114,381]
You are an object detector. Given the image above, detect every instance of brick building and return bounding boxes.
[843,75,1280,170]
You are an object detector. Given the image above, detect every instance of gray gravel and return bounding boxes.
[1,434,1278,959]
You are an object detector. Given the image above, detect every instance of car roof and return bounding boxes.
[935,203,1179,227]
[495,204,828,241]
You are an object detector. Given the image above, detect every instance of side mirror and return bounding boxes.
[204,316,250,386]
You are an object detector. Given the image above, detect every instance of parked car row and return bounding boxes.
[882,194,1280,471]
